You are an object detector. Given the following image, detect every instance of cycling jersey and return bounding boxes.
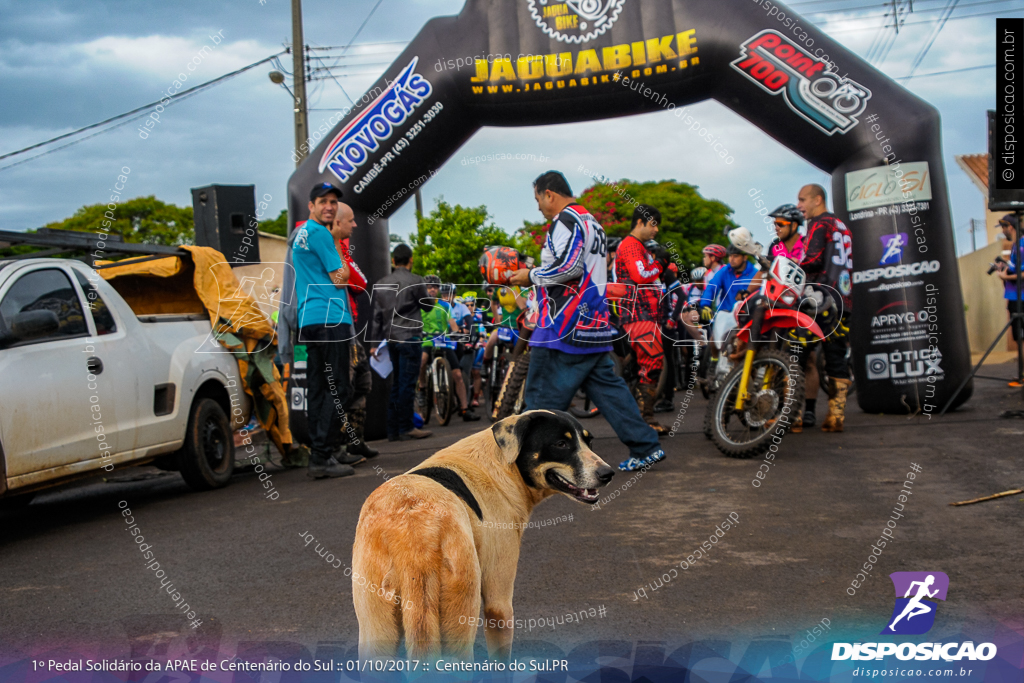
[700,261,758,311]
[422,300,452,347]
[338,238,366,324]
[703,263,723,288]
[769,236,806,263]
[801,212,853,311]
[614,234,664,325]
[528,204,614,353]
[491,286,521,327]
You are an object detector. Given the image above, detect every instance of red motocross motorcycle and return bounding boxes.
[704,252,826,458]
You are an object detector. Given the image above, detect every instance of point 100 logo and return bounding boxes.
[731,30,871,136]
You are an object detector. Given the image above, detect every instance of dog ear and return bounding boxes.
[489,412,532,465]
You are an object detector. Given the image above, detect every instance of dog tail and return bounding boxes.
[398,562,441,659]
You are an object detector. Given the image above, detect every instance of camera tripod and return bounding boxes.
[939,209,1024,416]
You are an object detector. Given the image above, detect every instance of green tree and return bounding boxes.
[259,209,289,237]
[578,179,734,271]
[41,195,195,246]
[409,199,537,284]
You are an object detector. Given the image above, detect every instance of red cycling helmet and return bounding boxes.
[702,244,727,261]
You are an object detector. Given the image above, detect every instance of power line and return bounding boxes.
[0,88,214,173]
[828,5,1023,32]
[0,51,286,163]
[906,0,961,77]
[805,0,1007,15]
[895,62,994,80]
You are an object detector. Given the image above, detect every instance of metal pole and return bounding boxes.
[415,189,424,224]
[969,218,977,252]
[291,0,309,168]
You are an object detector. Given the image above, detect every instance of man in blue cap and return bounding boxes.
[294,182,355,478]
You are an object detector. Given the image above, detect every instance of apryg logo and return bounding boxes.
[882,571,948,635]
[528,0,627,44]
[730,30,871,136]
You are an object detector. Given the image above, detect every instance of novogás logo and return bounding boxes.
[730,30,871,136]
[318,58,432,183]
[883,571,947,635]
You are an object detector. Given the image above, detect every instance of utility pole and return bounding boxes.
[291,0,309,168]
[969,218,978,253]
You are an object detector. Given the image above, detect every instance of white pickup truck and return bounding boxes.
[0,257,250,504]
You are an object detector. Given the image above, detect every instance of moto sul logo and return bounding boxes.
[731,30,871,135]
[865,349,943,381]
[879,232,908,266]
[528,0,626,44]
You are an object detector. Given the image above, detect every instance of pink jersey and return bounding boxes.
[770,237,806,263]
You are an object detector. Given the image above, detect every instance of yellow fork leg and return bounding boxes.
[734,348,757,411]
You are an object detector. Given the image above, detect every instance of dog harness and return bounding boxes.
[409,467,483,520]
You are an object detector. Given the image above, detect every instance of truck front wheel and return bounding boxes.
[178,398,234,491]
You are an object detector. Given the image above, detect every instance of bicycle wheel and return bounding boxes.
[432,357,455,426]
[489,355,509,417]
[494,350,530,421]
[420,360,433,426]
[710,348,804,459]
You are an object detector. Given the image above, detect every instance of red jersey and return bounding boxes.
[338,238,367,323]
[614,235,664,324]
[800,212,852,311]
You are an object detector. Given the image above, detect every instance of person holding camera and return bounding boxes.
[614,205,671,434]
[995,214,1024,387]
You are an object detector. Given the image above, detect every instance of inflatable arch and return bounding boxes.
[288,0,972,414]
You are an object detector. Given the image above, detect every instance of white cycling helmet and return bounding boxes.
[727,226,763,258]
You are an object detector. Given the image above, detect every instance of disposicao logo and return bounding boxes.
[832,571,998,663]
[730,30,871,136]
[318,57,432,183]
[879,233,908,266]
[882,571,947,635]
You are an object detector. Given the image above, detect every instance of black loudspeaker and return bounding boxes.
[988,110,1024,212]
[191,184,260,265]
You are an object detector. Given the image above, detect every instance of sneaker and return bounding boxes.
[653,399,675,413]
[307,459,356,479]
[405,427,433,439]
[348,440,379,458]
[618,457,647,472]
[802,409,817,428]
[641,449,666,467]
[461,409,481,422]
[1009,380,1024,388]
[335,450,366,467]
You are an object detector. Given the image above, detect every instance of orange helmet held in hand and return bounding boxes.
[479,246,525,285]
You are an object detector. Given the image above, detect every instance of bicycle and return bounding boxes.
[423,335,459,426]
[486,325,518,421]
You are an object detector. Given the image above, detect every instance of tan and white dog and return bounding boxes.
[351,410,615,661]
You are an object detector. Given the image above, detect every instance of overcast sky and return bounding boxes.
[0,0,1018,256]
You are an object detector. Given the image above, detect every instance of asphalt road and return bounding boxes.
[1,363,1022,666]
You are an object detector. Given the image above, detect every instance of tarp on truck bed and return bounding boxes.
[98,246,293,455]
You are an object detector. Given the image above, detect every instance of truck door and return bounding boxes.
[0,265,119,480]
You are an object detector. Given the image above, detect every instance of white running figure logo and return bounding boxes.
[888,574,939,630]
[882,234,905,263]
